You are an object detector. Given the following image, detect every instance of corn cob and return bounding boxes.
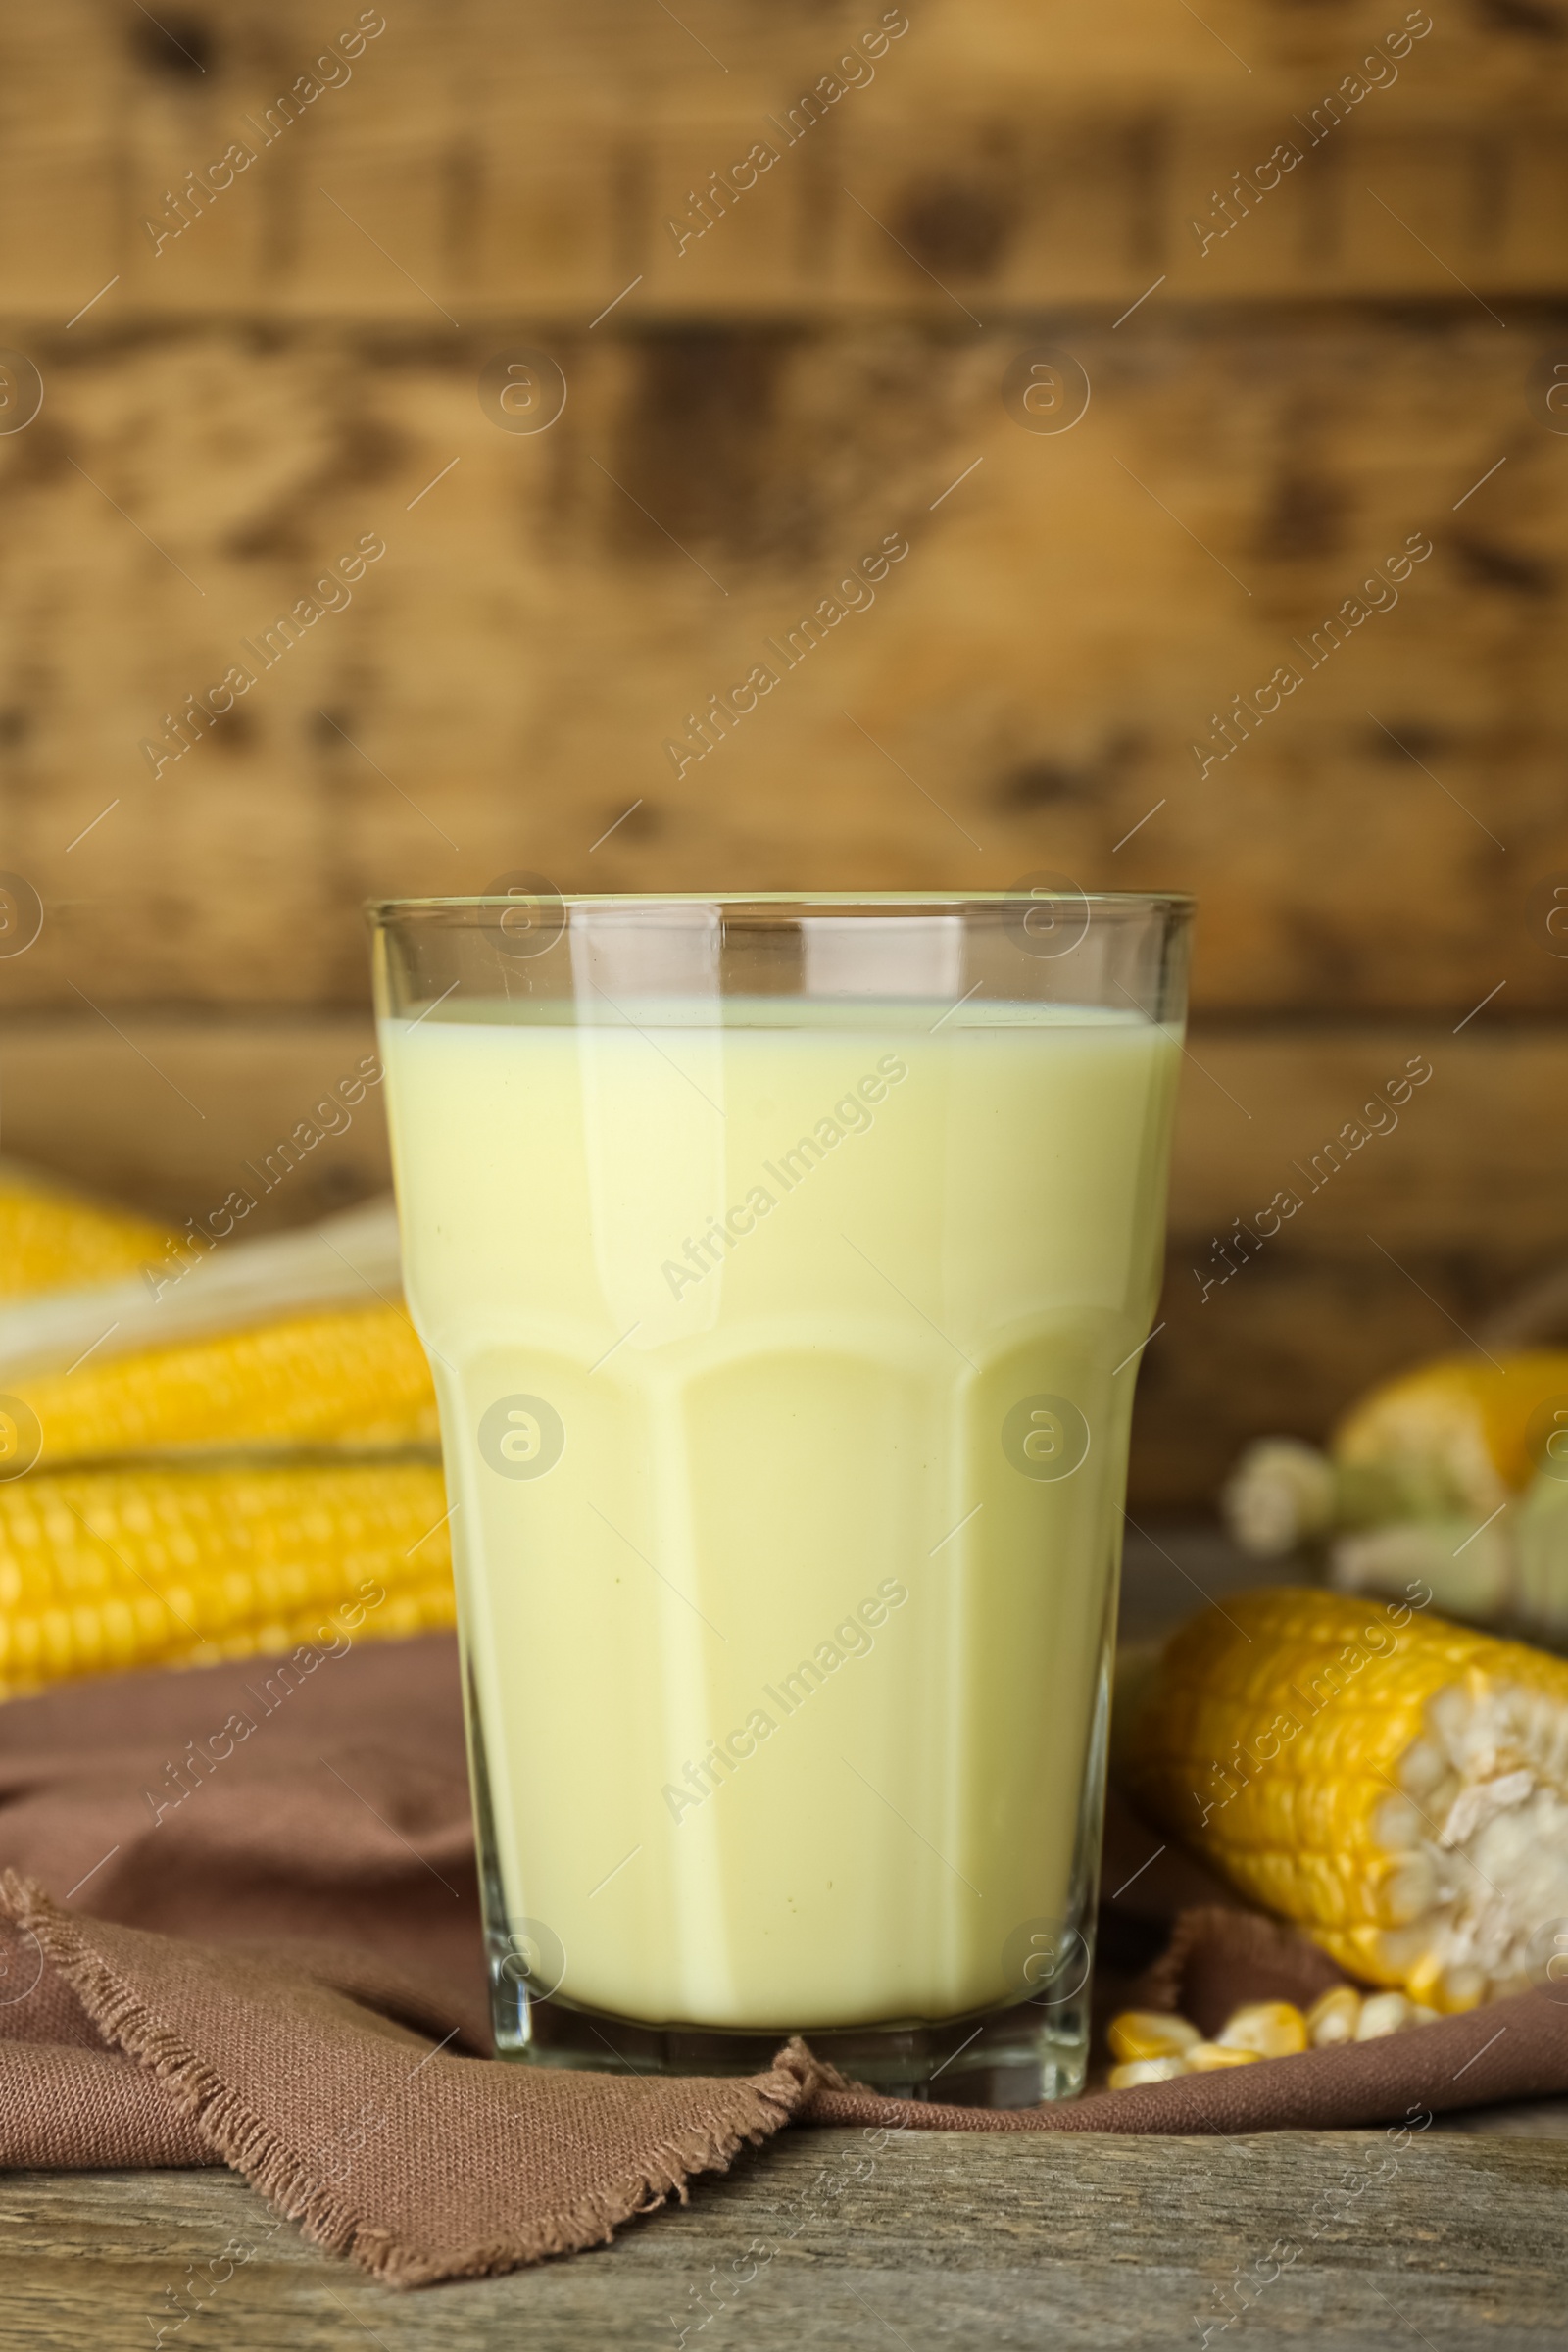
[0,1457,454,1698]
[0,1197,410,1383]
[1225,1352,1568,1555]
[0,1165,176,1300]
[1337,1351,1568,1513]
[7,1302,437,1470]
[1122,1586,1568,2010]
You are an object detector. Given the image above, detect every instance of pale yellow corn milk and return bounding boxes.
[381,998,1180,2029]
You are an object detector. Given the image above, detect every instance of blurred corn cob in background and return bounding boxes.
[0,1163,453,1697]
[0,1159,178,1298]
[1122,1586,1568,2011]
[0,1167,437,1464]
[1222,1349,1568,1635]
[11,1303,438,1467]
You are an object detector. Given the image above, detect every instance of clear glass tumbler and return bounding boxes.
[369,891,1190,2104]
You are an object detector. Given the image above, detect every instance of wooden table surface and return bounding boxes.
[7,1531,1564,2348]
[7,2120,1568,2351]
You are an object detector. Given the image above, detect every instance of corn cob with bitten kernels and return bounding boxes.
[0,1165,176,1300]
[0,1457,454,1697]
[1123,1587,1568,2011]
[6,1302,438,1470]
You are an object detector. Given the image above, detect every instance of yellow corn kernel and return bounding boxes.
[1306,1986,1362,2046]
[1216,2001,1308,2058]
[1106,2010,1201,2064]
[0,1458,454,1698]
[14,1303,437,1468]
[1123,1587,1568,2012]
[1185,2043,1261,2072]
[1108,2055,1190,2090]
[0,1170,176,1299]
[1355,1992,1413,2040]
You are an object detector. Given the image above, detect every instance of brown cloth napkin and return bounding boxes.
[0,1632,1562,2286]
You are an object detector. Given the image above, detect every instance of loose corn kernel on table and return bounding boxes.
[5,1529,1564,2352]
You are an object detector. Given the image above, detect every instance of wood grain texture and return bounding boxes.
[0,1017,387,1232]
[1138,1242,1516,1511]
[0,316,1561,1017]
[3,1,1567,318]
[1,2132,1564,2348]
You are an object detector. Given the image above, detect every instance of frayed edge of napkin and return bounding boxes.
[0,1874,814,2287]
[381,2043,826,2288]
[373,2053,815,2287]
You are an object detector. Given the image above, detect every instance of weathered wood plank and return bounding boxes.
[1136,1244,1519,1512]
[0,318,1561,1019]
[1164,1029,1568,1250]
[0,2132,1562,2348]
[5,3,1568,318]
[0,1018,388,1234]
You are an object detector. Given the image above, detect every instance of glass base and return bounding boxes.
[489,1959,1088,2108]
[465,1654,1100,2110]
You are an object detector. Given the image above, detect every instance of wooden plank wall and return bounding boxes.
[0,0,1565,1507]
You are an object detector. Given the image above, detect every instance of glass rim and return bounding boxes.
[367,889,1195,920]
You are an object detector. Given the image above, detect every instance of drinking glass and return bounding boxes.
[369,891,1190,2104]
